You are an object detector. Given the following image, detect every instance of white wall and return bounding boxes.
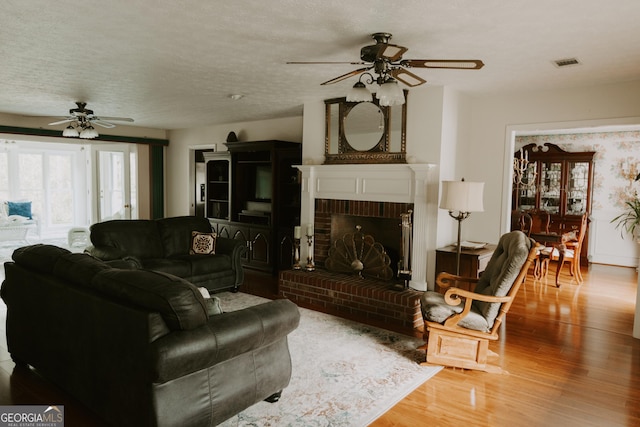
[166,116,303,217]
[463,80,640,248]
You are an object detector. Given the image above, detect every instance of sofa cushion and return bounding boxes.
[142,258,192,278]
[179,254,231,277]
[91,269,208,331]
[12,244,71,274]
[90,220,164,259]
[420,291,489,332]
[53,253,112,287]
[156,216,213,258]
[189,231,217,255]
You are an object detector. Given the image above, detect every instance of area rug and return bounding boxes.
[215,292,441,427]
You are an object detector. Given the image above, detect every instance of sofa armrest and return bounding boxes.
[85,245,126,261]
[150,298,300,383]
[214,237,247,286]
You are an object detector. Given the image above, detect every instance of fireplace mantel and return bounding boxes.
[297,163,436,291]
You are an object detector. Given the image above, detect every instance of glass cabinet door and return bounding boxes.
[540,161,562,214]
[565,161,590,215]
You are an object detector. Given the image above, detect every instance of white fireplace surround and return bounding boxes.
[297,163,436,291]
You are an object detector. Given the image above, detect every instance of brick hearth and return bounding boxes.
[279,269,423,335]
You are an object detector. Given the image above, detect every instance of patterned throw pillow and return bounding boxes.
[190,231,217,255]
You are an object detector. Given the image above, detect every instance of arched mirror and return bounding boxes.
[324,91,407,164]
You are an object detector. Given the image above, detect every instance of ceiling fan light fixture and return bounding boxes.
[376,78,405,106]
[79,124,98,139]
[346,81,373,103]
[62,124,79,138]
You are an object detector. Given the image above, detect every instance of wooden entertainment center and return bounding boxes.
[204,140,302,275]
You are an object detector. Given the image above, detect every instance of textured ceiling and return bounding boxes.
[2,0,640,131]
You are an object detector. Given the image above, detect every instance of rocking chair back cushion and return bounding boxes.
[473,231,533,328]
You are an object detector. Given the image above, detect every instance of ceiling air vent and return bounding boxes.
[553,57,581,68]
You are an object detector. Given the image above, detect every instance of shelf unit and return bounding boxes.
[203,152,231,221]
[206,140,302,275]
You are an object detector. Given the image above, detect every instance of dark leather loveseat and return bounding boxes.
[86,216,245,292]
[1,244,300,427]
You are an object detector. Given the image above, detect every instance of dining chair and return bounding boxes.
[538,213,588,283]
[527,209,551,278]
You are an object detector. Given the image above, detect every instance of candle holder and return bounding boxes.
[293,238,301,270]
[305,233,315,272]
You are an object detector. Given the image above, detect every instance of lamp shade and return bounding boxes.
[376,78,405,106]
[440,180,484,213]
[62,125,79,138]
[79,125,98,139]
[346,81,373,103]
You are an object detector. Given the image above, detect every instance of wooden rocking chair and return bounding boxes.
[420,231,539,373]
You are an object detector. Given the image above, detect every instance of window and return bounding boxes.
[1,139,88,236]
[0,151,8,201]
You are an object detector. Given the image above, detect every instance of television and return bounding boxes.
[254,165,272,201]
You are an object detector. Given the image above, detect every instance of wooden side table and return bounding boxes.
[435,244,497,280]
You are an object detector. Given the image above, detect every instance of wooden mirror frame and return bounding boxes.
[323,90,408,164]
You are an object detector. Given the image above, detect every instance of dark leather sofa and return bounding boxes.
[86,216,245,292]
[1,244,300,427]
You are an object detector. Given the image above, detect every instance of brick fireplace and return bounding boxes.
[296,163,436,290]
[278,163,437,334]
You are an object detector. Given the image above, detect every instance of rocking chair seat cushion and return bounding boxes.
[420,291,490,332]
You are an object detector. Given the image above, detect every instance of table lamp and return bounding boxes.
[440,178,485,275]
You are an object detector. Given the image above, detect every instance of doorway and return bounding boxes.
[189,145,216,217]
[93,143,138,222]
[503,119,640,268]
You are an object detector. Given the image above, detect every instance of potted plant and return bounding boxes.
[612,198,640,239]
[612,173,640,240]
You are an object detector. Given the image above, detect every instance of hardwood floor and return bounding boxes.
[0,264,638,426]
[372,263,640,427]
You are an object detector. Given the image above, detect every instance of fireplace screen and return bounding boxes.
[325,225,394,280]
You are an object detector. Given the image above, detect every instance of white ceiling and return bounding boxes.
[2,0,640,131]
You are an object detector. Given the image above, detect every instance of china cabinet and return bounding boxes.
[512,143,595,265]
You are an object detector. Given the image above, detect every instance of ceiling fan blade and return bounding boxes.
[360,43,407,62]
[287,61,368,65]
[401,59,484,70]
[48,118,74,126]
[91,119,117,129]
[94,116,134,123]
[390,68,426,87]
[320,67,371,85]
[378,44,408,62]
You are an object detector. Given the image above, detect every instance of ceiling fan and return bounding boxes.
[48,102,134,139]
[288,32,484,105]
